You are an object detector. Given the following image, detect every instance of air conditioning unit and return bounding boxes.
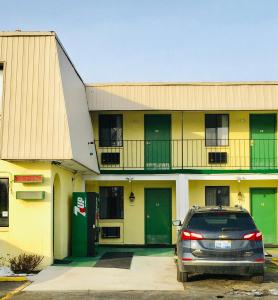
[101,153,120,165]
[208,152,227,164]
[101,227,120,238]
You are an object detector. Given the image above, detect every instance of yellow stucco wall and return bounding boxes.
[51,165,85,260]
[86,180,177,244]
[189,179,278,210]
[189,179,278,243]
[0,160,85,267]
[92,111,278,170]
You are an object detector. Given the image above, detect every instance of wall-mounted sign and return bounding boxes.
[14,175,43,183]
[16,191,45,200]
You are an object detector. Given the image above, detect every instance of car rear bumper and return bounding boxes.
[181,260,264,275]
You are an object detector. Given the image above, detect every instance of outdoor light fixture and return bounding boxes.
[127,177,135,204]
[129,191,135,202]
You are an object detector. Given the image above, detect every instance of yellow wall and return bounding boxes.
[86,180,177,244]
[92,111,278,170]
[189,179,278,243]
[189,179,278,210]
[0,160,85,267]
[51,165,85,260]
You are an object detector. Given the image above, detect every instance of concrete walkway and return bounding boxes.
[25,256,183,291]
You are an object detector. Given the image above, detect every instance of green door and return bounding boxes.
[145,188,172,245]
[250,114,276,168]
[144,115,171,169]
[251,188,277,244]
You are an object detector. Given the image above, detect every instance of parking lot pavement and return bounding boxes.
[24,256,183,291]
[10,261,278,299]
[0,281,27,299]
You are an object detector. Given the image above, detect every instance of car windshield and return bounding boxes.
[187,212,257,232]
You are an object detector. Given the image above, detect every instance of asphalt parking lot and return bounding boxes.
[1,262,276,299]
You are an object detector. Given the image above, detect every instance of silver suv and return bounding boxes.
[174,206,265,283]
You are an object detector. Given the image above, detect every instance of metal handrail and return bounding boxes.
[94,139,277,170]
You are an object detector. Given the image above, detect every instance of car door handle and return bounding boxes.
[147,214,150,218]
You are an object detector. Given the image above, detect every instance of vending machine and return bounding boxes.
[72,192,99,257]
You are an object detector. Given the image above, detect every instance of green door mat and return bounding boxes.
[94,252,134,269]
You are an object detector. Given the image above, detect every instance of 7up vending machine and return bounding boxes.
[72,192,99,257]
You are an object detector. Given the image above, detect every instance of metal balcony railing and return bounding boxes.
[95,139,277,171]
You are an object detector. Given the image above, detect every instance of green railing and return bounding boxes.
[95,139,277,170]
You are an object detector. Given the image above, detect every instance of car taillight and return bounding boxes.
[243,231,262,241]
[181,229,204,241]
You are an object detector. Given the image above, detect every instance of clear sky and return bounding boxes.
[1,0,278,83]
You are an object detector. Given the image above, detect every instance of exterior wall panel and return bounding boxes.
[0,34,72,160]
[87,83,278,111]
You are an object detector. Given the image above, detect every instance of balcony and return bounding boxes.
[95,139,277,172]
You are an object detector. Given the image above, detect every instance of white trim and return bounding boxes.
[176,175,189,221]
[83,174,178,181]
[84,173,278,182]
[185,174,278,181]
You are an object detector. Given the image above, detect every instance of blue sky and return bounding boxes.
[1,0,278,83]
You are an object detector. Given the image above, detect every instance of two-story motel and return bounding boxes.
[0,31,278,266]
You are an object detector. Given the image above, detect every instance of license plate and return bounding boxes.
[215,240,231,249]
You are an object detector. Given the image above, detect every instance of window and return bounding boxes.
[187,212,256,232]
[99,115,123,147]
[205,114,229,146]
[0,179,9,227]
[205,186,230,206]
[99,186,124,219]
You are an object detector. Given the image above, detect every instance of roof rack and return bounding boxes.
[235,204,243,210]
[191,205,200,210]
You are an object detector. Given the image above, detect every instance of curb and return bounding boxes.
[0,281,30,300]
[0,277,27,282]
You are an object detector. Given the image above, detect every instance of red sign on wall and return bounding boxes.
[14,175,43,183]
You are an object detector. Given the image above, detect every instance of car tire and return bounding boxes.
[251,274,264,283]
[177,266,189,282]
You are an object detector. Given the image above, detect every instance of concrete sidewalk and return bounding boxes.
[25,256,183,291]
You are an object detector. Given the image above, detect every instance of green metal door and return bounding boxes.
[145,188,172,245]
[144,115,171,170]
[251,188,277,244]
[250,114,276,168]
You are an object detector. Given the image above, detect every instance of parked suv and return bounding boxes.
[174,206,265,283]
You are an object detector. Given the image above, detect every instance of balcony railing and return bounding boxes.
[95,139,277,171]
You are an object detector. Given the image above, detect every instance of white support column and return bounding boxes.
[176,174,189,222]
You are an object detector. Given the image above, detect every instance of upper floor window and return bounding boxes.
[99,114,123,147]
[0,178,9,227]
[205,186,230,206]
[99,186,124,219]
[205,114,229,146]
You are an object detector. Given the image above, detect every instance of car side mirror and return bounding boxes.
[172,220,182,226]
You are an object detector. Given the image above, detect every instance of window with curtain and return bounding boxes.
[99,186,124,219]
[0,178,9,227]
[99,114,123,147]
[205,186,230,206]
[205,114,229,146]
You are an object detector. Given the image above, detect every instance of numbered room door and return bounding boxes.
[250,114,276,168]
[145,188,172,245]
[144,115,171,170]
[251,188,277,244]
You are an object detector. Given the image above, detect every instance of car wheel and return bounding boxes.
[251,274,264,283]
[177,266,189,282]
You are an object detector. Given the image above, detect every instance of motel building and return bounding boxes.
[0,31,278,267]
